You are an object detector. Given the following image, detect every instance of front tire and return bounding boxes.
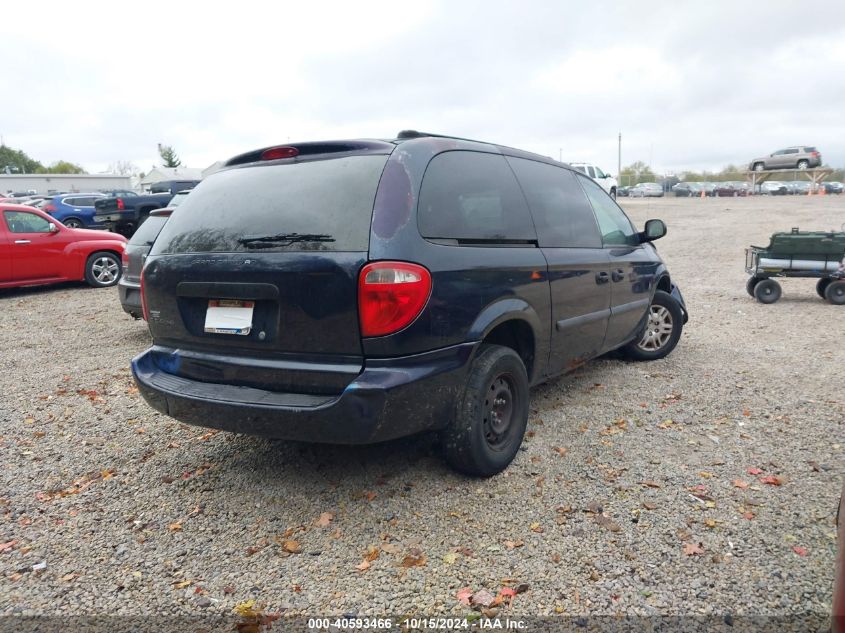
[621,290,683,361]
[825,280,845,305]
[442,345,529,477]
[84,251,121,288]
[817,278,832,299]
[754,279,782,304]
[63,218,83,229]
[753,163,765,172]
[797,160,809,170]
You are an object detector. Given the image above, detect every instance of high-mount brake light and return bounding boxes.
[117,198,125,210]
[358,262,432,337]
[261,146,299,160]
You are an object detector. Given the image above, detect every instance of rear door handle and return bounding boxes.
[595,272,609,284]
[611,269,625,282]
[14,239,31,244]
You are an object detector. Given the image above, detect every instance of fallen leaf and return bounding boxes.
[503,540,524,550]
[641,481,661,488]
[61,572,79,582]
[364,545,379,562]
[595,515,621,532]
[363,491,377,502]
[704,518,717,528]
[355,560,371,572]
[472,589,495,607]
[683,542,704,556]
[173,579,193,589]
[315,512,334,528]
[759,475,785,486]
[282,540,301,554]
[792,546,808,557]
[233,599,261,619]
[530,522,543,533]
[733,479,750,489]
[457,587,473,605]
[642,502,657,510]
[0,540,17,553]
[443,552,458,564]
[742,409,751,417]
[743,512,755,520]
[380,543,401,555]
[699,471,714,479]
[401,548,426,568]
[553,447,569,457]
[168,522,182,532]
[746,467,763,475]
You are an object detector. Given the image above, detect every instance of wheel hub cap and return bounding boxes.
[637,305,673,351]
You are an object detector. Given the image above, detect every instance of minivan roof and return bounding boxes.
[223,131,569,173]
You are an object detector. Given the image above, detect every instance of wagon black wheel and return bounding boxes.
[816,278,832,299]
[754,279,782,304]
[824,280,845,305]
[746,276,762,297]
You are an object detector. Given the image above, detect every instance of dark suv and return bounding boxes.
[133,132,688,476]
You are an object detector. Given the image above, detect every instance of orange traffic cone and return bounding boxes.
[808,184,813,196]
[700,188,705,199]
[819,184,826,196]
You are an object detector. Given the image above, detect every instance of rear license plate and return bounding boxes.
[204,299,254,335]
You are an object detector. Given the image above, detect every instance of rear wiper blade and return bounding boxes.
[237,233,336,248]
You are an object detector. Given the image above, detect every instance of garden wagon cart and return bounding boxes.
[745,227,845,304]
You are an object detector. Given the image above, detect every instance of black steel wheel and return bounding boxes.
[825,280,845,305]
[817,278,832,299]
[754,279,782,304]
[442,344,529,477]
[746,276,762,297]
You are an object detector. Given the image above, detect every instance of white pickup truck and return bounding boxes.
[569,162,618,199]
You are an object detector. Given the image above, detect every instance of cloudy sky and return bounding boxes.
[4,0,845,176]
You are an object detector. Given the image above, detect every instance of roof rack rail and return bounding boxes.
[396,130,490,144]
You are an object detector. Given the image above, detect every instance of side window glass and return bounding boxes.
[63,197,78,207]
[4,211,51,233]
[418,151,536,242]
[577,175,637,246]
[594,167,606,178]
[572,165,586,174]
[587,166,595,178]
[507,158,601,248]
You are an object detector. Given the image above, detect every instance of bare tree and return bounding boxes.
[108,160,139,176]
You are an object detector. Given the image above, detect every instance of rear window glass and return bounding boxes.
[151,155,388,254]
[417,151,535,242]
[129,216,168,246]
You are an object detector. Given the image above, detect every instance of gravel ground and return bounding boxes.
[1,194,843,625]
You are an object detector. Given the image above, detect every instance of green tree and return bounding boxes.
[619,161,655,186]
[157,144,181,168]
[0,144,43,174]
[35,160,86,174]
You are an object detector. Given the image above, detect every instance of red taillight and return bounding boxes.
[358,262,431,337]
[121,250,129,271]
[261,146,299,160]
[140,268,149,321]
[117,198,125,210]
[811,151,820,157]
[43,203,56,213]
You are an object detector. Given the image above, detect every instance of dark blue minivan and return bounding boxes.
[133,132,688,476]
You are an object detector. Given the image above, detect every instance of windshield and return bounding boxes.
[168,192,190,207]
[151,155,388,254]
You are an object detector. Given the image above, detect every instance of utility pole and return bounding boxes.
[617,132,622,178]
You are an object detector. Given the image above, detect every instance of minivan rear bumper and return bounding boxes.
[131,342,476,444]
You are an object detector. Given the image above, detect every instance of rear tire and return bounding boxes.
[816,278,832,299]
[754,279,782,304]
[442,345,529,477]
[63,218,83,229]
[746,276,762,297]
[621,290,683,361]
[84,251,121,288]
[797,160,809,170]
[824,280,845,305]
[753,163,765,172]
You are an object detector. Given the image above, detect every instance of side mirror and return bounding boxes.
[48,222,59,233]
[641,219,667,243]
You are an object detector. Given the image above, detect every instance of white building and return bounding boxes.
[139,167,203,192]
[0,174,131,196]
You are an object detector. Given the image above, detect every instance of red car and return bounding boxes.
[0,203,127,289]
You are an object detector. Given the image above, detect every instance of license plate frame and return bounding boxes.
[204,299,255,335]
